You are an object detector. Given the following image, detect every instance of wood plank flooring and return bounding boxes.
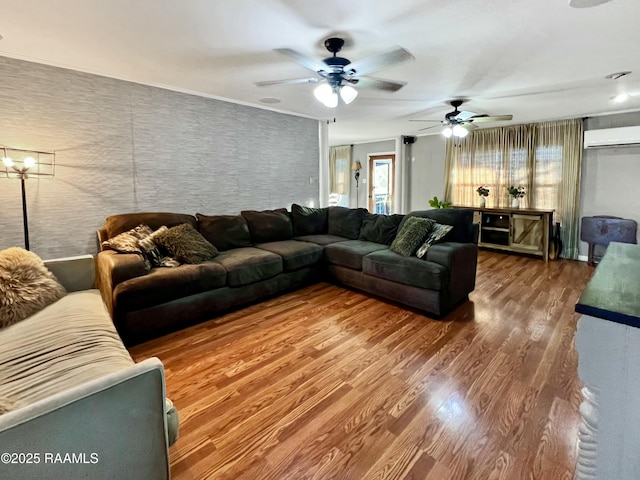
[130,251,593,480]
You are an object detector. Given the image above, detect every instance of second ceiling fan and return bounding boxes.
[412,100,514,137]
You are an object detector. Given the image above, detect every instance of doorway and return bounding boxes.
[368,154,395,214]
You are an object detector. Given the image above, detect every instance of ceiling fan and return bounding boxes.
[412,100,513,137]
[255,37,414,108]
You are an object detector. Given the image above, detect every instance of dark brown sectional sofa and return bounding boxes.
[96,205,479,345]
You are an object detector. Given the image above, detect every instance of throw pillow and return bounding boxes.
[398,209,474,243]
[327,206,368,240]
[359,213,404,245]
[415,223,454,258]
[105,212,197,239]
[241,208,293,243]
[196,214,252,251]
[102,224,153,255]
[154,223,219,264]
[138,226,181,268]
[291,204,328,236]
[389,217,436,257]
[0,247,67,329]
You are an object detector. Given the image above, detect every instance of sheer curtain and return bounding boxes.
[329,145,351,207]
[444,119,583,259]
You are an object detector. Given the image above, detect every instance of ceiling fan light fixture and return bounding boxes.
[452,125,468,138]
[314,84,338,108]
[340,85,358,104]
[442,127,453,138]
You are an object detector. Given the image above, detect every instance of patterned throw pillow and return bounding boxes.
[390,217,436,257]
[138,226,181,268]
[153,223,219,264]
[415,223,454,258]
[102,224,153,255]
[0,247,67,329]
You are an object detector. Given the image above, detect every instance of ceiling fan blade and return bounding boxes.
[274,48,327,72]
[454,110,477,121]
[419,124,444,132]
[354,77,406,92]
[468,114,513,123]
[255,77,319,87]
[346,47,414,77]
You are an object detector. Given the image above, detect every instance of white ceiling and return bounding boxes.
[1,0,639,146]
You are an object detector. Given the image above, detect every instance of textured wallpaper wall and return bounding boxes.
[0,56,319,259]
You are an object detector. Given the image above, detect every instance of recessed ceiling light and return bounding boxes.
[569,0,614,8]
[605,71,632,80]
[259,97,281,104]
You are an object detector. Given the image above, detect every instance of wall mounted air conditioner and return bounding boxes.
[584,125,640,148]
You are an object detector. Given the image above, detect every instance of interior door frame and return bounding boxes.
[368,154,396,213]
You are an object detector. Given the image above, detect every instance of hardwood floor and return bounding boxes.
[130,251,593,480]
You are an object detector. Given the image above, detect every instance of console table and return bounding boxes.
[458,206,554,261]
[574,242,640,479]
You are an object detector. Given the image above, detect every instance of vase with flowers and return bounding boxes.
[476,186,489,208]
[507,185,525,208]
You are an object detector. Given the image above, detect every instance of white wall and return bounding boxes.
[579,112,640,257]
[408,134,447,211]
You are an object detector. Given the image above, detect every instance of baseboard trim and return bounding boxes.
[578,255,588,262]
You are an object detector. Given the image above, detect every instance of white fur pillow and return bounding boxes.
[0,247,67,329]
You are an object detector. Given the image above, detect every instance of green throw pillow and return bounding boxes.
[154,223,219,264]
[390,217,435,257]
[415,223,454,258]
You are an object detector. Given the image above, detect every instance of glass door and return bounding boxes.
[368,154,395,214]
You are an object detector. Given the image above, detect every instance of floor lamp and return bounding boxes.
[352,160,362,208]
[2,148,55,251]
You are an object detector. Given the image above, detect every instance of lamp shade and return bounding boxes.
[340,85,358,105]
[442,127,453,138]
[452,125,469,138]
[314,84,338,108]
[351,161,362,171]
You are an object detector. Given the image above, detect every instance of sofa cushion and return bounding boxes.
[363,249,448,290]
[390,217,435,257]
[152,223,218,264]
[291,204,328,236]
[0,247,67,329]
[294,234,349,246]
[324,240,389,271]
[327,206,368,240]
[241,208,293,244]
[105,212,197,239]
[0,290,134,406]
[359,213,404,245]
[400,208,475,243]
[196,214,252,251]
[213,247,282,287]
[114,262,227,311]
[255,240,323,272]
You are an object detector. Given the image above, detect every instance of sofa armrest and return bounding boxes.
[0,358,169,480]
[44,255,95,292]
[95,250,148,316]
[425,242,478,303]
